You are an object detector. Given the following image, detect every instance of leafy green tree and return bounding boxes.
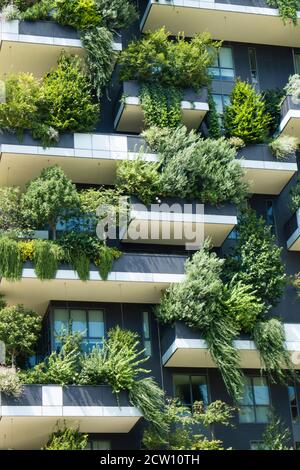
[223,79,272,143]
[207,92,222,139]
[142,399,235,450]
[42,53,99,133]
[21,166,80,240]
[263,88,285,135]
[0,304,41,366]
[0,187,24,232]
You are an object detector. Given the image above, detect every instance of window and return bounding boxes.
[86,439,111,450]
[294,52,300,74]
[248,47,259,87]
[53,308,104,353]
[142,311,152,357]
[173,374,209,408]
[211,93,230,129]
[288,385,299,424]
[238,376,271,424]
[266,200,276,235]
[209,47,235,81]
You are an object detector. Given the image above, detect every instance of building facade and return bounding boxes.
[1,0,300,450]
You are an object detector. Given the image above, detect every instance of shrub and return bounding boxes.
[42,54,99,133]
[19,239,35,262]
[227,136,245,149]
[0,367,23,397]
[253,319,295,383]
[269,135,298,159]
[0,73,42,139]
[43,427,88,450]
[156,242,245,401]
[223,79,272,144]
[140,83,182,129]
[55,0,101,30]
[263,88,285,135]
[143,126,248,205]
[0,236,23,281]
[207,93,222,139]
[284,74,300,101]
[224,208,286,309]
[21,166,80,240]
[120,28,220,90]
[266,0,299,25]
[33,239,64,280]
[129,378,165,430]
[94,0,138,30]
[259,415,292,450]
[81,26,114,99]
[290,176,300,212]
[116,156,161,205]
[0,304,41,366]
[18,0,54,20]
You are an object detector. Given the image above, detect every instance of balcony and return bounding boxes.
[121,198,237,247]
[0,20,122,77]
[114,81,209,133]
[237,144,297,195]
[140,0,300,48]
[0,253,187,313]
[286,208,300,250]
[0,385,141,449]
[279,95,300,141]
[161,321,300,368]
[0,132,154,188]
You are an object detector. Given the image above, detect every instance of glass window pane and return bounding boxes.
[70,309,87,335]
[209,67,221,79]
[239,406,255,423]
[88,310,104,338]
[221,68,235,81]
[191,376,209,406]
[143,312,150,338]
[295,53,300,74]
[144,340,152,357]
[253,377,270,405]
[223,95,231,108]
[92,440,111,450]
[240,377,254,406]
[212,94,223,114]
[173,375,191,405]
[256,406,271,423]
[219,47,233,68]
[288,385,297,406]
[53,308,69,337]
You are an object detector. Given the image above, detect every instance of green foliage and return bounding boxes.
[253,319,295,383]
[143,126,248,205]
[142,399,235,450]
[43,426,88,450]
[285,74,300,101]
[129,378,165,430]
[266,0,299,24]
[207,92,222,139]
[81,26,114,99]
[269,135,298,159]
[140,83,182,129]
[223,79,272,144]
[21,166,80,239]
[0,73,42,140]
[42,54,99,133]
[0,367,23,397]
[79,327,149,393]
[120,28,220,90]
[21,333,82,385]
[259,414,293,450]
[0,187,24,232]
[33,239,63,280]
[79,186,124,230]
[290,175,300,212]
[224,208,286,309]
[116,156,161,205]
[94,0,138,30]
[156,242,245,401]
[223,279,264,333]
[0,304,41,365]
[263,88,285,135]
[55,0,101,30]
[0,237,23,281]
[18,0,54,20]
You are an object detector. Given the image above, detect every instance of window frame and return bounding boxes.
[288,384,300,424]
[142,310,152,357]
[238,375,272,424]
[248,47,260,89]
[209,45,235,82]
[51,306,106,351]
[172,372,210,408]
[293,50,300,75]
